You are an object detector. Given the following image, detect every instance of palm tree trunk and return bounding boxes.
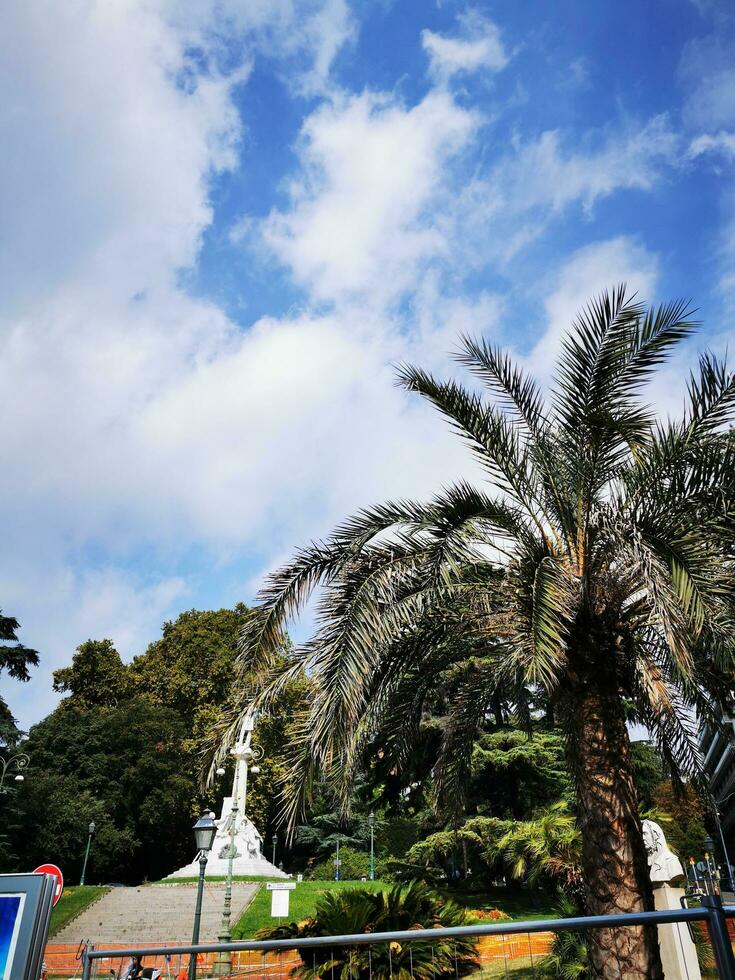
[566,674,663,979]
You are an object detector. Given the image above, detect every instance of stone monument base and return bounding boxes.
[652,883,701,980]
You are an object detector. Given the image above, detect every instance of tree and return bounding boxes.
[238,288,735,978]
[131,605,252,743]
[0,610,39,746]
[53,639,129,708]
[468,728,572,819]
[9,701,198,881]
[488,803,583,900]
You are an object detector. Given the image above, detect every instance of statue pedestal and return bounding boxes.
[652,883,701,980]
[169,799,287,879]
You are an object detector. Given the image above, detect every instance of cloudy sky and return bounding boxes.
[3,0,735,728]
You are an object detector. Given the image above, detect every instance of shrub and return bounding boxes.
[257,880,479,979]
[309,845,381,881]
[470,908,511,922]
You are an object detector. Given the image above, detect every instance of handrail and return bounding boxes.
[82,904,714,959]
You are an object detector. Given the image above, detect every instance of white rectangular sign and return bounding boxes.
[266,882,296,890]
[270,889,290,918]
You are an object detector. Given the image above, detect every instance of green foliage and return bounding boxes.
[257,881,478,979]
[0,610,39,746]
[53,639,129,708]
[2,603,313,882]
[379,815,422,859]
[130,605,250,731]
[237,286,735,962]
[8,701,197,881]
[406,828,485,873]
[486,804,582,898]
[630,741,666,810]
[469,729,572,819]
[309,845,380,881]
[650,782,708,861]
[541,893,589,979]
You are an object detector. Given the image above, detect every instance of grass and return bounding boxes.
[48,885,109,938]
[477,959,541,978]
[232,880,388,938]
[444,887,558,922]
[232,879,559,939]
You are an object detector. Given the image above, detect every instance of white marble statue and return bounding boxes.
[642,819,684,883]
[169,712,287,879]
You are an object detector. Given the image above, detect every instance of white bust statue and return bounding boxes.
[642,819,684,882]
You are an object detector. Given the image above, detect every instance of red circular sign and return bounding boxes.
[33,864,64,906]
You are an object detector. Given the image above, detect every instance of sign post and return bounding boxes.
[267,882,295,919]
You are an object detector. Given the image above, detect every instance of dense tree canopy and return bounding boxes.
[3,605,309,882]
[53,639,130,708]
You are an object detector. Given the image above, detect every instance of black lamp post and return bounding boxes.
[271,833,278,866]
[189,815,217,980]
[80,821,96,886]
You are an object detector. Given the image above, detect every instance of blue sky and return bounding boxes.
[2,0,735,727]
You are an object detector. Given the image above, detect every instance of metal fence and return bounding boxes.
[76,895,735,980]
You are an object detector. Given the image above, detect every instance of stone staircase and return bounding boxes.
[53,882,260,944]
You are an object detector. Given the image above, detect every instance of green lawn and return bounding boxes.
[232,880,387,938]
[232,880,558,939]
[445,887,558,922]
[48,886,109,938]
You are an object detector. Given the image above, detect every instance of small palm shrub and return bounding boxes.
[540,893,589,979]
[257,880,479,979]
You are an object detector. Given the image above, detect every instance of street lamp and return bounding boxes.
[189,815,217,980]
[0,752,29,794]
[710,795,734,888]
[80,821,96,886]
[368,812,375,881]
[272,833,278,866]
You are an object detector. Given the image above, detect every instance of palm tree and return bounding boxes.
[233,287,735,977]
[257,881,478,980]
[488,803,583,900]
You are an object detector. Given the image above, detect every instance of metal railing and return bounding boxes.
[78,895,735,980]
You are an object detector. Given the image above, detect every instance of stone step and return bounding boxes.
[54,883,260,944]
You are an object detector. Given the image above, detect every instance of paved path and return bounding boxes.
[54,882,260,944]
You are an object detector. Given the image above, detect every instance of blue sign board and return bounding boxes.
[0,876,55,980]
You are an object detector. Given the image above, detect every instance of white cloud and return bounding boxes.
[502,116,678,216]
[680,35,735,131]
[0,1,685,734]
[680,34,735,302]
[0,0,360,727]
[261,88,478,304]
[422,10,509,82]
[424,114,677,270]
[688,131,735,161]
[3,563,188,730]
